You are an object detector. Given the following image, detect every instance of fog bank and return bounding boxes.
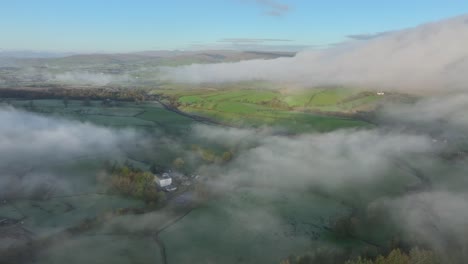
[162,14,468,92]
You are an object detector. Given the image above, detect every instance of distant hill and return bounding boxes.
[132,50,294,59]
[0,50,294,88]
[7,50,294,67]
[0,50,75,58]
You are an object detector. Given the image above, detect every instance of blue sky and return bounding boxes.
[2,0,468,52]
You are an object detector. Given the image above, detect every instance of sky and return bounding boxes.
[2,0,468,52]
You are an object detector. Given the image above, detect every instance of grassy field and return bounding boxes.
[160,186,366,264]
[2,99,196,134]
[153,86,383,132]
[35,236,161,264]
[2,89,377,133]
[156,163,420,264]
[159,86,383,112]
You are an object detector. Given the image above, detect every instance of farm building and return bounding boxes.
[154,172,172,188]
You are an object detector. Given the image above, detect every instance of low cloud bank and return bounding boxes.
[190,93,468,259]
[199,128,434,192]
[1,67,132,87]
[0,107,138,198]
[162,14,468,92]
[51,71,130,86]
[0,107,136,165]
[2,91,468,261]
[383,191,468,257]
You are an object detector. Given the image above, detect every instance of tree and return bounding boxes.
[408,248,440,264]
[173,157,185,169]
[222,151,233,162]
[150,163,164,174]
[282,248,349,264]
[345,248,440,264]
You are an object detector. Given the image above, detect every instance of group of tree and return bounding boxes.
[281,248,440,264]
[107,164,164,205]
[344,248,440,264]
[0,87,148,102]
[191,144,234,164]
[280,204,445,264]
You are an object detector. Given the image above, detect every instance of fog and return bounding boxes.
[189,93,468,260]
[0,107,139,198]
[2,92,468,262]
[51,71,131,86]
[162,14,468,92]
[378,191,468,260]
[0,107,138,165]
[198,127,433,191]
[0,66,133,87]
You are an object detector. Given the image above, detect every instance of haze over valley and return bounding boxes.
[1,1,468,264]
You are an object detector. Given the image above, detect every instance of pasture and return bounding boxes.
[1,99,195,134]
[156,87,382,132]
[160,186,369,264]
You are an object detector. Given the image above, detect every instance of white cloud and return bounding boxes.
[0,107,138,197]
[162,14,468,92]
[252,0,290,16]
[51,71,130,86]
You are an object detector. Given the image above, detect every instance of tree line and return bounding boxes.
[0,87,148,102]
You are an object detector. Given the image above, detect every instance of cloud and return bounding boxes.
[51,71,131,86]
[205,38,303,51]
[4,67,133,87]
[377,191,468,260]
[161,14,468,92]
[242,0,290,16]
[189,93,468,260]
[0,50,75,59]
[218,38,293,44]
[0,107,139,198]
[379,93,468,134]
[3,93,468,261]
[202,129,434,196]
[0,107,136,162]
[346,31,391,40]
[188,42,308,52]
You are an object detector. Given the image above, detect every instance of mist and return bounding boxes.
[187,92,468,261]
[0,107,139,198]
[161,14,468,92]
[2,93,468,262]
[50,71,131,86]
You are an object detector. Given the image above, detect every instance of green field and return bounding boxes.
[153,87,384,132]
[163,87,382,112]
[157,180,419,264]
[2,99,195,134]
[2,89,379,133]
[160,187,356,264]
[35,236,161,264]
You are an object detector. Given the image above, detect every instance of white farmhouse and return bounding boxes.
[154,173,172,188]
